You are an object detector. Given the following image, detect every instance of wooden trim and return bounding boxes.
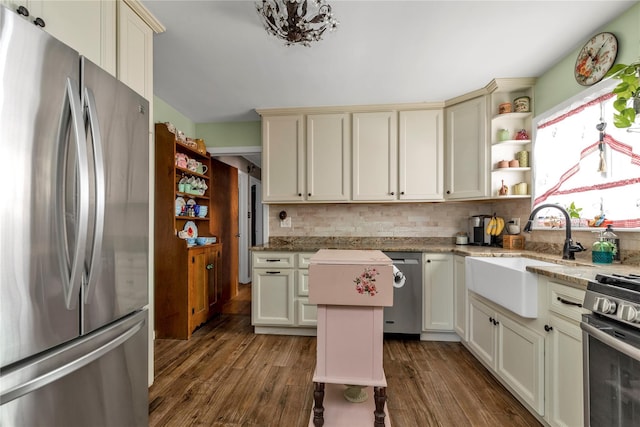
[123,0,166,33]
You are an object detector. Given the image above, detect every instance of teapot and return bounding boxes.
[175,153,188,168]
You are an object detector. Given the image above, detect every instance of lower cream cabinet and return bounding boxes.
[544,280,587,427]
[468,294,545,415]
[422,253,453,331]
[252,251,317,331]
[453,255,467,341]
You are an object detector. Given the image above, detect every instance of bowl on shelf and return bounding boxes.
[186,237,196,246]
[196,237,208,246]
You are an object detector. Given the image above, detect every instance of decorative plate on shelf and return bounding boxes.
[186,198,196,206]
[175,197,186,215]
[183,221,198,238]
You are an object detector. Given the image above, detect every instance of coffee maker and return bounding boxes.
[468,215,492,245]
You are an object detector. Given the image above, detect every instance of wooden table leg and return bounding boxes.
[373,386,386,427]
[313,382,325,427]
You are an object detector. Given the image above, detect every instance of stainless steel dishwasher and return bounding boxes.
[383,252,422,336]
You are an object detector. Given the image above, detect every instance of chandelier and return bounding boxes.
[256,0,338,47]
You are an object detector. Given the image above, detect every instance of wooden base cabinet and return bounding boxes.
[468,294,544,415]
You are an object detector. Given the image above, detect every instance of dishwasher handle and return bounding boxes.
[390,259,420,265]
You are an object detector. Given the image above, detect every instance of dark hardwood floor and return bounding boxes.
[149,283,542,427]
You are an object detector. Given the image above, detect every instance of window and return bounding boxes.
[532,80,640,229]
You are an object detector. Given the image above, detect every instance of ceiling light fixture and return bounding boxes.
[256,0,338,47]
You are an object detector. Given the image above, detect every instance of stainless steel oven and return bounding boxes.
[581,273,640,427]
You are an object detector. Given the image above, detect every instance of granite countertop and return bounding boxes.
[253,237,637,290]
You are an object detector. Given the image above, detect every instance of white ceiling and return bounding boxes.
[143,1,637,124]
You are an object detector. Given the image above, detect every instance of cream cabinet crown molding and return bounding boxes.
[485,77,537,94]
[256,101,445,117]
[122,0,165,33]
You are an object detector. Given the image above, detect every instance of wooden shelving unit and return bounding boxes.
[154,123,223,339]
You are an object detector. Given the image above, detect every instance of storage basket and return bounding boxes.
[592,251,613,264]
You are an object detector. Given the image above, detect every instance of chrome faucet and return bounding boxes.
[523,203,585,260]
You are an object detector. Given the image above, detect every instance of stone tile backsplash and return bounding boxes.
[268,199,639,264]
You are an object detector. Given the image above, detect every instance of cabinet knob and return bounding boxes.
[308,193,311,197]
[426,259,431,263]
[17,6,29,16]
[390,191,395,196]
[400,191,405,195]
[33,17,45,28]
[298,193,302,197]
[206,264,213,270]
[446,190,451,194]
[544,324,553,332]
[489,317,493,324]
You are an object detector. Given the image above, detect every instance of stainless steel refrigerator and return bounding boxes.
[0,6,149,426]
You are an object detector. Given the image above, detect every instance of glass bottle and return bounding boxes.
[602,224,620,261]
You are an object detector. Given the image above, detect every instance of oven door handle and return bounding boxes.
[581,321,640,362]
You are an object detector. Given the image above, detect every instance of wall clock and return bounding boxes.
[574,32,618,86]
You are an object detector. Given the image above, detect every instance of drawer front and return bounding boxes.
[548,281,587,323]
[253,252,295,269]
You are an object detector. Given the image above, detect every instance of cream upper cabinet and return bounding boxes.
[262,115,305,202]
[2,0,117,75]
[399,110,444,201]
[306,114,351,201]
[117,1,153,101]
[422,254,453,331]
[352,111,398,201]
[444,96,489,199]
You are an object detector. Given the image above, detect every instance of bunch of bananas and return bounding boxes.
[486,216,505,236]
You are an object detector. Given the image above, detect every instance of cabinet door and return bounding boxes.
[423,254,453,331]
[296,297,317,326]
[189,249,210,332]
[445,96,488,199]
[306,114,350,201]
[497,314,545,415]
[468,296,496,368]
[117,1,153,100]
[262,115,304,202]
[399,110,443,200]
[453,255,467,340]
[252,269,295,325]
[32,0,116,75]
[352,112,397,201]
[207,246,222,317]
[545,314,584,427]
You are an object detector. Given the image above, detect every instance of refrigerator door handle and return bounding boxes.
[0,312,146,404]
[57,77,90,311]
[82,87,105,304]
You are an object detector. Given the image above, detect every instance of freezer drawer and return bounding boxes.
[0,309,149,427]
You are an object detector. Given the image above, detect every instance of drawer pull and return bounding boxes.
[557,296,582,308]
[265,259,281,262]
[266,271,280,274]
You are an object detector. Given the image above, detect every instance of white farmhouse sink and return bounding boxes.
[465,257,556,318]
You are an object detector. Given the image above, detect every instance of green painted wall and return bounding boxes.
[195,121,261,147]
[153,96,196,137]
[535,2,640,115]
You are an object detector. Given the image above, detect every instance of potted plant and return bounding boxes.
[565,201,583,227]
[605,60,640,128]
